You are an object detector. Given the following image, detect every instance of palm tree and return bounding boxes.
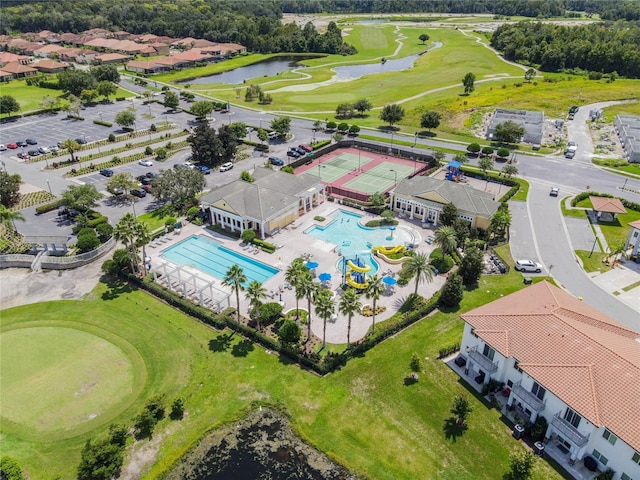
[285,257,307,320]
[339,288,362,347]
[298,272,319,342]
[364,274,385,335]
[59,139,82,163]
[113,213,138,273]
[134,221,151,275]
[245,280,267,330]
[0,205,25,232]
[223,265,247,329]
[434,225,457,260]
[405,252,435,296]
[314,289,335,349]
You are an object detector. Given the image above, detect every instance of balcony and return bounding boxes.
[467,347,498,374]
[512,381,546,412]
[551,412,589,447]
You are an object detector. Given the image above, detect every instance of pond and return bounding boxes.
[332,53,421,81]
[179,56,316,85]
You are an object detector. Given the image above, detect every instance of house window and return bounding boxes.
[531,382,546,401]
[602,428,617,445]
[632,451,640,464]
[507,379,513,388]
[563,408,581,429]
[513,361,522,373]
[592,449,609,466]
[621,473,633,480]
[482,344,495,361]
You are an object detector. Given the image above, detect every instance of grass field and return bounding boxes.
[0,273,565,480]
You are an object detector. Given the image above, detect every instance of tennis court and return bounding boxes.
[343,162,414,195]
[315,153,372,183]
[296,146,427,202]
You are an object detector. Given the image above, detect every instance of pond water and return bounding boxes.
[332,53,421,81]
[180,56,314,84]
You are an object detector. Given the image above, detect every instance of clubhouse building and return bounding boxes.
[199,168,326,239]
[457,281,640,480]
[389,177,500,230]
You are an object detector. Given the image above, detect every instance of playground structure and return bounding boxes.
[372,245,406,256]
[446,160,467,183]
[344,256,371,290]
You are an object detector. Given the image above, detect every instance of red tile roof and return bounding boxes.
[590,196,627,215]
[461,281,640,451]
[34,59,69,70]
[629,219,640,230]
[0,62,37,74]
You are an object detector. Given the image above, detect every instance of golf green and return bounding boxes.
[1,326,136,435]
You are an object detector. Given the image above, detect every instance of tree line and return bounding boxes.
[490,21,640,78]
[0,0,355,55]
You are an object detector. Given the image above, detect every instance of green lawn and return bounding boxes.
[575,250,612,273]
[1,275,565,480]
[599,208,640,249]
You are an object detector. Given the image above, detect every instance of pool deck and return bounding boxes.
[146,202,445,345]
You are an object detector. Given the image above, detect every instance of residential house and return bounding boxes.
[153,56,193,69]
[199,167,326,239]
[624,219,640,259]
[457,281,640,480]
[0,70,15,82]
[34,59,70,73]
[0,52,30,66]
[615,115,640,164]
[113,31,132,40]
[0,62,38,78]
[33,44,65,58]
[148,42,170,56]
[389,176,500,229]
[125,60,169,75]
[487,108,544,145]
[94,53,129,65]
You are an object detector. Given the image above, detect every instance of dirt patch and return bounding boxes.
[163,409,358,480]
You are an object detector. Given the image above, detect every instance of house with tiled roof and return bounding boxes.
[34,59,70,73]
[33,44,65,58]
[148,42,170,55]
[590,196,627,222]
[199,167,326,239]
[0,52,30,66]
[390,176,500,229]
[457,281,640,479]
[95,52,129,65]
[624,219,640,259]
[0,70,15,82]
[0,62,37,78]
[125,60,169,75]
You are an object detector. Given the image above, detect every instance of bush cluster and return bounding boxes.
[437,343,460,359]
[35,199,64,215]
[252,238,276,253]
[93,119,113,127]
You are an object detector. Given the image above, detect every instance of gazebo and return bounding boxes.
[589,196,627,223]
[623,219,640,262]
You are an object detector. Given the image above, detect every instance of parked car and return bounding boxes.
[130,188,147,198]
[100,168,114,177]
[515,259,543,273]
[195,164,211,174]
[58,206,79,219]
[298,144,312,152]
[16,141,28,147]
[38,146,51,154]
[219,161,234,172]
[17,153,30,160]
[47,145,59,153]
[111,186,125,197]
[286,150,300,158]
[6,143,18,149]
[269,156,284,166]
[550,187,559,197]
[294,147,307,155]
[26,138,37,145]
[0,144,7,151]
[567,113,575,120]
[142,184,152,193]
[145,171,159,179]
[139,176,152,185]
[564,150,576,159]
[75,137,87,144]
[28,150,40,157]
[138,159,153,167]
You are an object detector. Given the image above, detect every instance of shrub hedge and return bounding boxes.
[252,238,276,253]
[93,119,113,127]
[35,199,64,214]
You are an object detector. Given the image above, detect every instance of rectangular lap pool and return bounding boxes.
[161,235,279,285]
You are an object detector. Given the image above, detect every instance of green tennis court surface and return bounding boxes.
[343,162,414,194]
[316,153,372,183]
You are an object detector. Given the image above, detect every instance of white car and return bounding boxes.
[139,159,153,167]
[0,144,7,151]
[219,161,234,172]
[515,259,543,273]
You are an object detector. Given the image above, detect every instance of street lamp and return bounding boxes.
[46,179,52,195]
[413,131,418,148]
[390,131,394,154]
[389,168,398,185]
[98,112,104,122]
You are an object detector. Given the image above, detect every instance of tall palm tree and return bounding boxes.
[405,252,435,296]
[434,225,457,260]
[113,213,138,273]
[297,272,319,342]
[339,288,362,348]
[134,221,151,275]
[0,205,25,232]
[59,139,81,163]
[285,257,307,320]
[245,280,266,330]
[364,274,385,335]
[223,265,247,329]
[314,289,335,349]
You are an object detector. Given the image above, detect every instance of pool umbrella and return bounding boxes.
[305,261,319,269]
[318,272,332,282]
[383,276,397,286]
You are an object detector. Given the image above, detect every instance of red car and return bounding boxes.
[298,144,313,152]
[7,143,18,149]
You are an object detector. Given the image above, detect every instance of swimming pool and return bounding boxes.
[161,235,279,285]
[305,210,412,272]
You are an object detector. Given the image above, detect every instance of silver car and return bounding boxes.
[515,259,542,273]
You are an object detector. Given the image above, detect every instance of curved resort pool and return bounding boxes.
[305,210,413,275]
[161,235,279,285]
